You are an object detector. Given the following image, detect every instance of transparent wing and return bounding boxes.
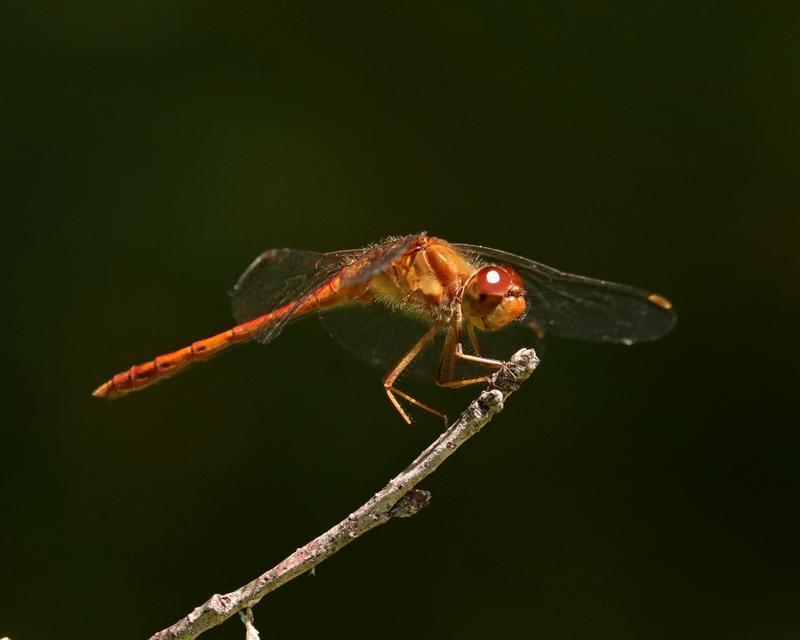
[230,248,347,345]
[454,244,676,344]
[319,302,445,380]
[230,234,425,346]
[231,248,328,323]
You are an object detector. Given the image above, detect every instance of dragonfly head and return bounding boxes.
[463,265,526,331]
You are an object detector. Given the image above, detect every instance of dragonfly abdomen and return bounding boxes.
[91,300,300,399]
[92,325,250,398]
[91,276,359,399]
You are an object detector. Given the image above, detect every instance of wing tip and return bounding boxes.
[648,293,673,310]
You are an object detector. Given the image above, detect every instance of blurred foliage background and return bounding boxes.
[2,2,799,639]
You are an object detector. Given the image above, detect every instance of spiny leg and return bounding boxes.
[387,387,447,424]
[436,375,491,389]
[436,328,507,389]
[467,322,482,356]
[383,325,447,425]
[455,343,506,368]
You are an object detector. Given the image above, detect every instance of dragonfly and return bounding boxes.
[93,232,675,423]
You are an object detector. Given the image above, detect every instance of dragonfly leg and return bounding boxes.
[383,325,447,425]
[436,375,491,389]
[436,341,506,389]
[386,387,448,425]
[467,323,482,356]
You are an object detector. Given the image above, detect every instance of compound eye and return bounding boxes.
[475,266,512,296]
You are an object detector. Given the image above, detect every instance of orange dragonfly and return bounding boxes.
[93,233,675,423]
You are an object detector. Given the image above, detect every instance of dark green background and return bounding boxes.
[3,3,799,639]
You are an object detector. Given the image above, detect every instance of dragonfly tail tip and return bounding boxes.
[92,381,112,398]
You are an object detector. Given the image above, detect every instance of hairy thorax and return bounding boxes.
[369,237,475,324]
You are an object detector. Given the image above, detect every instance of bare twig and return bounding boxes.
[150,348,539,640]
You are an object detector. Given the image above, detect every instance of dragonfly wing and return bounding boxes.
[454,244,676,344]
[319,302,444,381]
[230,234,427,346]
[231,249,327,323]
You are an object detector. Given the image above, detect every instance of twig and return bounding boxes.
[150,348,539,640]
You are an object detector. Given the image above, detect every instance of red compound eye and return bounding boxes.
[475,266,512,296]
